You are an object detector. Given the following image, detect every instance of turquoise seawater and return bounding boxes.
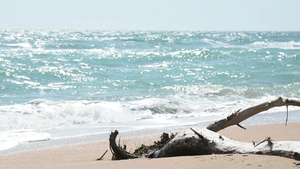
[0,30,300,151]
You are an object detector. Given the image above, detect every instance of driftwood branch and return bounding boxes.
[207,97,300,132]
[108,97,300,160]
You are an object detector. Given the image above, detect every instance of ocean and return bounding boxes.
[1,30,300,152]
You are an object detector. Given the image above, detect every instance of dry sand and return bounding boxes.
[1,123,300,169]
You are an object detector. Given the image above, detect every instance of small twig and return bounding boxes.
[254,139,266,147]
[237,123,247,130]
[254,137,272,147]
[285,105,289,126]
[97,150,108,160]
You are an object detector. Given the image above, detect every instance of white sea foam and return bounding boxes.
[202,38,231,47]
[0,130,51,151]
[0,100,141,131]
[1,84,298,133]
[6,42,32,48]
[0,86,299,152]
[252,41,300,50]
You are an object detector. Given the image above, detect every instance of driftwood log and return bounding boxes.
[109,97,300,160]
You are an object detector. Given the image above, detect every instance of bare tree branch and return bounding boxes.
[207,97,300,132]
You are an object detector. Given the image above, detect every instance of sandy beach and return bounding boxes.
[1,122,300,169]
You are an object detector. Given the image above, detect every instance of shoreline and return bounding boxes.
[1,122,300,169]
[2,109,300,155]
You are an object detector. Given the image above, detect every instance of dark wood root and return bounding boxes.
[148,129,213,158]
[109,130,138,160]
[148,136,210,158]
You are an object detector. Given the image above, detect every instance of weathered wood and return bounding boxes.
[148,129,211,158]
[109,97,300,160]
[109,130,138,160]
[207,97,300,132]
[148,127,300,160]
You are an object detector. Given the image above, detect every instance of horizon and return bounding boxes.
[1,29,300,32]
